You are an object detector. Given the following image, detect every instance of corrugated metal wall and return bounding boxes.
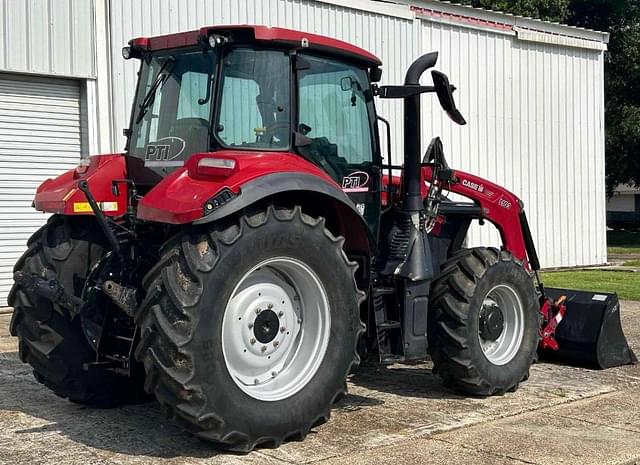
[0,0,96,78]
[106,0,607,268]
[417,21,607,268]
[0,74,83,305]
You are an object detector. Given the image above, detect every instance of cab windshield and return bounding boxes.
[128,47,292,170]
[129,49,217,167]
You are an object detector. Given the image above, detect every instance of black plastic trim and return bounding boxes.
[519,210,540,271]
[439,202,482,217]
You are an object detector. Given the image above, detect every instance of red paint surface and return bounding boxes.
[539,297,566,351]
[421,166,528,263]
[137,151,339,224]
[34,154,128,216]
[129,24,381,66]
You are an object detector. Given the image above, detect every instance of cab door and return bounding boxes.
[296,54,381,239]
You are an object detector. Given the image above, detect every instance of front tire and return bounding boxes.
[428,248,539,395]
[135,206,365,451]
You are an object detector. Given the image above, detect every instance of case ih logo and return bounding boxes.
[462,179,484,193]
[342,171,370,193]
[144,137,186,166]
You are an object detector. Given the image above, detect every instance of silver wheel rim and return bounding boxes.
[221,257,331,401]
[478,284,524,366]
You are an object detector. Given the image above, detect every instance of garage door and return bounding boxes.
[0,74,83,306]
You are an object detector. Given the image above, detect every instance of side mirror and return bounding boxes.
[431,70,466,125]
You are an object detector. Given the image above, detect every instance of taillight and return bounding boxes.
[75,158,90,175]
[195,157,237,178]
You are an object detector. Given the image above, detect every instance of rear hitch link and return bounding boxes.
[77,180,140,316]
[77,180,127,265]
[13,271,84,316]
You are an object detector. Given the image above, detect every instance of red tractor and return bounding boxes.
[9,25,635,451]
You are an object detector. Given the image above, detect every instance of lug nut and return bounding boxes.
[261,345,267,353]
[268,303,274,309]
[255,308,261,314]
[248,323,254,329]
[280,326,286,333]
[273,340,279,348]
[250,338,256,345]
[271,371,277,378]
[278,311,284,317]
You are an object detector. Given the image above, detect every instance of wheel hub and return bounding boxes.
[478,284,525,366]
[479,304,504,341]
[253,309,280,343]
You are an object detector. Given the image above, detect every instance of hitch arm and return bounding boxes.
[14,271,84,316]
[77,180,126,264]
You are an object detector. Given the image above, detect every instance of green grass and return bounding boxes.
[542,270,640,301]
[607,230,640,255]
[609,246,640,255]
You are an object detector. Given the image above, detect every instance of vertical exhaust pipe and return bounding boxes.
[402,51,438,213]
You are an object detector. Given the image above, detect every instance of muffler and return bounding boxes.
[539,287,637,369]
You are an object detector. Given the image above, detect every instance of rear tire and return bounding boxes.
[9,216,147,407]
[428,247,539,395]
[135,206,365,452]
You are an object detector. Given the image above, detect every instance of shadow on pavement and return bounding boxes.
[350,361,469,400]
[0,352,384,459]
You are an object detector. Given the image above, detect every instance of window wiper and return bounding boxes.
[198,54,215,106]
[135,56,175,124]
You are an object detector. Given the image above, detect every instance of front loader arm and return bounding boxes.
[422,166,530,266]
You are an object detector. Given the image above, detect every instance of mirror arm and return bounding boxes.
[375,84,435,99]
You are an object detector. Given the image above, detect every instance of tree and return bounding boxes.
[567,0,640,193]
[459,0,569,23]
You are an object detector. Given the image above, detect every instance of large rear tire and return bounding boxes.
[428,247,539,395]
[9,216,147,407]
[135,206,365,452]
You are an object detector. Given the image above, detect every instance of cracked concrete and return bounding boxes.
[0,302,638,465]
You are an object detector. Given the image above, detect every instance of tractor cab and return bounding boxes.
[124,26,382,231]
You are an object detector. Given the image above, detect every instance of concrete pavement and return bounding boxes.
[0,302,638,465]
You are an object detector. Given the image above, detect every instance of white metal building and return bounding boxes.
[0,0,609,305]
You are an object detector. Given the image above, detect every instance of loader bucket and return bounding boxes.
[539,287,637,369]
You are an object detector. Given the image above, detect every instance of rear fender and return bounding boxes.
[136,151,374,255]
[198,172,374,255]
[34,154,128,216]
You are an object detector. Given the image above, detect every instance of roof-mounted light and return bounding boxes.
[208,34,227,48]
[122,46,132,60]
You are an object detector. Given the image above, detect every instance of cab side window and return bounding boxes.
[297,55,374,182]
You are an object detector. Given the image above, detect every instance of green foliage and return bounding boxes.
[568,0,640,193]
[607,229,640,255]
[459,0,569,22]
